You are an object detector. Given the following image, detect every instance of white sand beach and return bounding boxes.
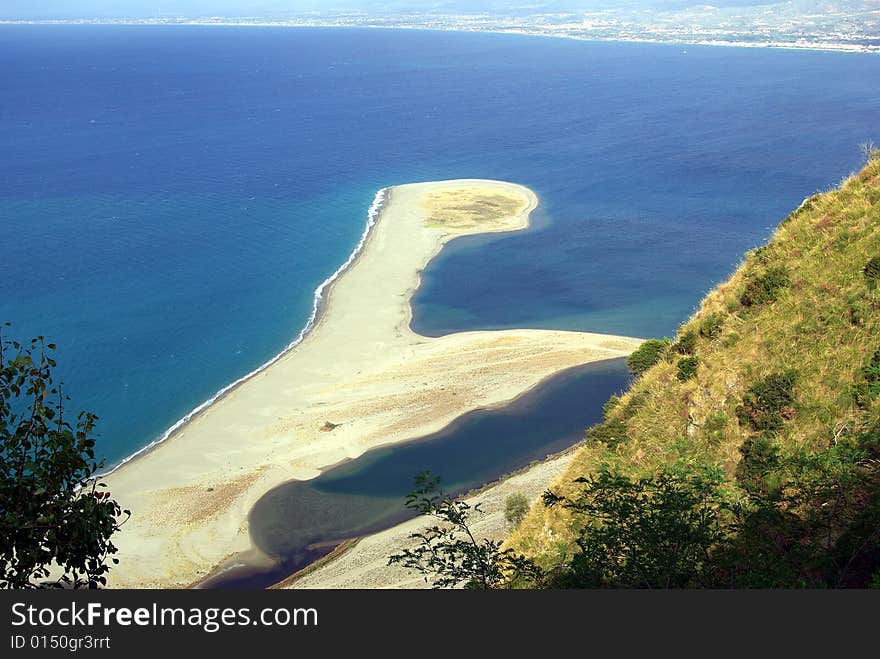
[104,179,641,588]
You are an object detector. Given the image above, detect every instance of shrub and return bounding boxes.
[853,349,880,408]
[864,256,880,290]
[721,332,741,348]
[388,473,542,589]
[676,356,699,382]
[735,436,782,497]
[622,391,647,417]
[739,266,790,308]
[586,417,628,448]
[542,464,728,588]
[504,493,530,529]
[723,434,880,588]
[699,313,725,339]
[626,338,671,378]
[602,395,620,420]
[673,329,697,355]
[702,412,728,446]
[848,299,869,326]
[735,370,798,433]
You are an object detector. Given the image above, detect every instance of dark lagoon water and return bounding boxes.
[1,25,878,466]
[202,358,629,589]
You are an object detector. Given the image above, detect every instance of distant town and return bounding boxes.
[3,3,880,54]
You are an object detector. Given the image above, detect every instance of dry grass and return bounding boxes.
[421,188,527,230]
[508,158,880,568]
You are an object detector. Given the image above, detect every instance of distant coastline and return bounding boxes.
[1,20,877,56]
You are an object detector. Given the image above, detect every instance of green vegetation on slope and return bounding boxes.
[508,155,880,587]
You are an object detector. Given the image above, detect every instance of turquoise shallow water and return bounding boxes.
[0,25,878,465]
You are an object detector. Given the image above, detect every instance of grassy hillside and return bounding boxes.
[508,155,880,587]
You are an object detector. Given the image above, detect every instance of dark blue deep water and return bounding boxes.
[1,25,878,465]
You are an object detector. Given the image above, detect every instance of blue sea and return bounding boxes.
[1,25,878,467]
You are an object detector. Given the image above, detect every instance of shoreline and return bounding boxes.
[280,441,584,589]
[103,179,643,588]
[272,410,598,590]
[96,188,390,479]
[201,356,629,588]
[2,21,877,56]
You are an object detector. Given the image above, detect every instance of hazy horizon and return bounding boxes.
[0,0,787,21]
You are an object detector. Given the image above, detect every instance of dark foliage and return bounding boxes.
[739,266,790,308]
[676,356,699,382]
[698,313,725,340]
[1,327,128,589]
[735,436,782,497]
[865,256,880,290]
[394,423,880,589]
[543,430,880,589]
[626,339,671,378]
[388,473,542,589]
[848,298,869,326]
[542,465,728,588]
[673,330,698,356]
[719,426,880,587]
[853,349,880,408]
[736,370,798,433]
[601,395,620,420]
[586,416,628,449]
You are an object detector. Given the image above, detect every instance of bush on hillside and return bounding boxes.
[388,473,542,589]
[864,256,880,290]
[626,339,671,378]
[673,330,697,356]
[586,417,628,449]
[848,297,870,326]
[622,392,648,418]
[541,431,880,589]
[735,370,798,433]
[676,356,699,382]
[504,493,530,529]
[721,427,880,588]
[739,266,791,308]
[542,464,728,588]
[702,412,728,446]
[853,349,880,408]
[735,436,783,497]
[602,395,620,420]
[698,313,725,340]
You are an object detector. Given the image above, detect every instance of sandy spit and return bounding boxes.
[103,179,641,588]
